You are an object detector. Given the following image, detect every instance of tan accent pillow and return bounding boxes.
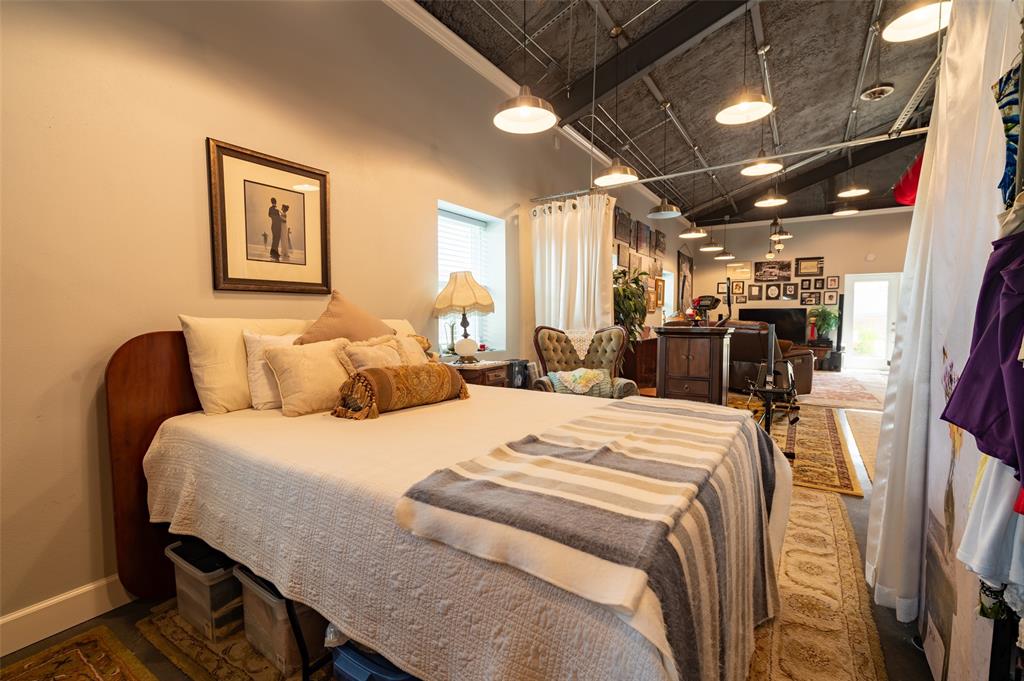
[295,291,394,345]
[265,339,351,417]
[179,315,312,414]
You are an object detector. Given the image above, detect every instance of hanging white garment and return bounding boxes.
[957,458,1024,617]
[864,0,1019,623]
[532,194,615,331]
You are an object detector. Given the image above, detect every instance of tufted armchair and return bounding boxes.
[532,325,639,399]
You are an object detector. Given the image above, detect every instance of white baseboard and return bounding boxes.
[0,574,133,656]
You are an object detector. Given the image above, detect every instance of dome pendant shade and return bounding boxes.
[833,205,860,216]
[741,151,784,177]
[882,1,951,42]
[715,93,773,125]
[837,185,870,198]
[493,85,558,134]
[774,241,785,251]
[860,82,896,101]
[755,191,788,208]
[594,157,639,187]
[764,250,776,260]
[699,239,724,253]
[679,225,708,239]
[647,197,682,220]
[713,250,736,261]
[769,227,793,241]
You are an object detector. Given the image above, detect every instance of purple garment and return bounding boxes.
[942,230,1024,479]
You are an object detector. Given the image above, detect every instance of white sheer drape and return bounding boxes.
[865,0,1018,623]
[532,193,615,331]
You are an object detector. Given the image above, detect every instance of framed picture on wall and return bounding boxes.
[813,278,825,290]
[801,292,821,305]
[782,283,798,300]
[654,258,663,275]
[629,251,641,273]
[748,284,762,300]
[800,278,811,290]
[795,256,824,277]
[615,242,629,267]
[826,275,840,289]
[754,259,792,282]
[646,286,658,313]
[734,294,747,304]
[717,281,728,294]
[207,138,330,294]
[765,283,781,300]
[654,230,667,255]
[678,251,694,311]
[731,280,745,295]
[655,277,666,306]
[824,290,839,305]
[614,207,632,243]
[726,260,753,281]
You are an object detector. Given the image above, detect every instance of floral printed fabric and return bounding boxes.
[548,368,612,397]
[994,62,1020,207]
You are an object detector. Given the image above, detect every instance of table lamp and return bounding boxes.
[433,271,494,364]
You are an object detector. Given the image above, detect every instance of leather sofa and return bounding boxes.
[722,320,814,395]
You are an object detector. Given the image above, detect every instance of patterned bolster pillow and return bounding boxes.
[332,362,469,420]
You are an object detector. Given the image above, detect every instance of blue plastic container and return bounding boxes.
[332,642,417,681]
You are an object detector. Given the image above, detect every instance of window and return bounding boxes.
[436,202,506,352]
[662,270,675,318]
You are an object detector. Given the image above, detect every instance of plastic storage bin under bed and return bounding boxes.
[164,540,242,642]
[332,642,419,681]
[234,565,329,676]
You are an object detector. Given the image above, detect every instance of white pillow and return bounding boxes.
[243,331,300,410]
[265,339,350,417]
[382,319,417,336]
[336,335,429,375]
[179,315,311,414]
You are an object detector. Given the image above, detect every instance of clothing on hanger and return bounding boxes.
[994,61,1020,208]
[941,231,1024,481]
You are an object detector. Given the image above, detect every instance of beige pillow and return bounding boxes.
[336,335,428,375]
[243,331,300,410]
[265,339,351,417]
[295,291,395,345]
[180,315,311,414]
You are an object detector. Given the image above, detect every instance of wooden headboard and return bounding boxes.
[105,331,200,599]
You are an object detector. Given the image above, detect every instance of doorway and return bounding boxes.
[842,273,901,371]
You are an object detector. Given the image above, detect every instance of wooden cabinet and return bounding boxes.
[655,326,732,405]
[621,336,658,390]
[452,361,509,387]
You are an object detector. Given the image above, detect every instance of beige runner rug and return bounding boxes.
[844,409,882,481]
[750,488,889,681]
[2,626,158,681]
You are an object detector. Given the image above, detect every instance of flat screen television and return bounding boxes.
[738,307,808,344]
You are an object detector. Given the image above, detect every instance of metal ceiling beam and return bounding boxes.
[555,0,746,124]
[844,0,884,141]
[692,134,920,221]
[749,3,781,154]
[890,52,941,136]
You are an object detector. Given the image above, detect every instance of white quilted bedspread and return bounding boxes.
[145,387,672,681]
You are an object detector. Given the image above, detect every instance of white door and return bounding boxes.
[843,273,900,371]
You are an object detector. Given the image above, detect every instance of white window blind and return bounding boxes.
[437,209,492,348]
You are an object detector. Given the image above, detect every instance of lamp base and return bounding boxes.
[451,355,480,365]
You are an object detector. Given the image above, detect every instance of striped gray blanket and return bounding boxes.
[395,396,779,681]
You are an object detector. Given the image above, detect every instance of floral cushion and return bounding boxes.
[332,362,468,420]
[547,368,613,398]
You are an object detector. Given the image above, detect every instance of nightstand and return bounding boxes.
[446,359,511,387]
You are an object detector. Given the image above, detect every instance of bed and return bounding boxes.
[106,331,792,681]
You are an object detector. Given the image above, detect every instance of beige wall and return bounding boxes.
[692,209,913,316]
[0,0,684,615]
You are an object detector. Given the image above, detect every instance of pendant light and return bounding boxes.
[699,224,724,252]
[833,205,860,216]
[741,119,783,176]
[714,216,736,261]
[860,33,895,101]
[648,104,682,219]
[837,184,870,198]
[493,1,558,134]
[716,11,773,126]
[756,173,788,208]
[595,37,639,187]
[773,240,785,252]
[764,232,776,259]
[680,142,707,238]
[881,1,951,43]
[768,216,792,240]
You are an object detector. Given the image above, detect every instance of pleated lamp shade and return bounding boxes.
[433,271,494,316]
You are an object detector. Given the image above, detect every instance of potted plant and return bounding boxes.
[613,268,649,347]
[809,305,839,342]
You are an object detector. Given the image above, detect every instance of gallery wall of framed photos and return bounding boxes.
[613,206,672,314]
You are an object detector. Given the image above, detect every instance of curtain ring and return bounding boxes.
[558,204,563,212]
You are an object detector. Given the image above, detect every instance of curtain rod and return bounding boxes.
[530,126,929,203]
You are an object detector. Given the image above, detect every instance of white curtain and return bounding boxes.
[865,0,1019,624]
[532,193,615,331]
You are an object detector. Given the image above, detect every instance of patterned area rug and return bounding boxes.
[801,371,886,410]
[1,626,158,681]
[137,603,329,681]
[729,395,863,497]
[844,409,882,482]
[749,488,889,681]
